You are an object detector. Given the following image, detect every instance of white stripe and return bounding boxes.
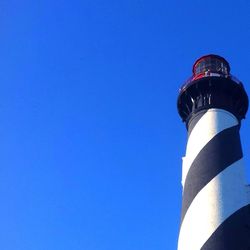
[182,109,238,186]
[178,159,248,250]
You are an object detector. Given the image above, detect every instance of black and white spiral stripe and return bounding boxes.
[178,108,250,250]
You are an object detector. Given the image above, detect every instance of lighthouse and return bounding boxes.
[177,55,250,250]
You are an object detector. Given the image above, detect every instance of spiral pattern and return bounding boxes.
[178,108,250,250]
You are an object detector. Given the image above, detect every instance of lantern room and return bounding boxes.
[177,54,248,123]
[192,54,230,79]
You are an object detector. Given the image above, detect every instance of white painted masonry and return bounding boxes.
[182,109,238,186]
[178,159,248,250]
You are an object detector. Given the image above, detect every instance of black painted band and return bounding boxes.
[181,125,243,223]
[187,110,207,137]
[201,204,250,250]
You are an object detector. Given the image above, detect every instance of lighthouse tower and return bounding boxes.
[177,55,250,250]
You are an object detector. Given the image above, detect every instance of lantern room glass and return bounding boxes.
[194,57,229,76]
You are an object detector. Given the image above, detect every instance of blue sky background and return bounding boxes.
[1,0,250,249]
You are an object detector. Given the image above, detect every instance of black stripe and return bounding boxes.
[181,125,242,223]
[187,110,207,136]
[201,204,250,250]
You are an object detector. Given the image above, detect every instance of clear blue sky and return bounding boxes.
[1,0,250,249]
